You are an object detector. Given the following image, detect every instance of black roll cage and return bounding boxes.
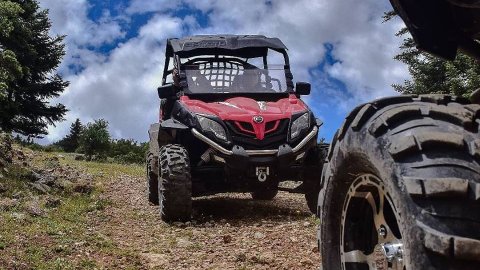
[161,35,294,94]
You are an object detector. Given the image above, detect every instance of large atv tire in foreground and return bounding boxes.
[304,143,329,214]
[319,95,480,269]
[158,144,192,222]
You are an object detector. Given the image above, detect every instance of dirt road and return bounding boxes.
[93,173,321,269]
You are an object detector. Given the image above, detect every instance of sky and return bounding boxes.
[37,0,410,143]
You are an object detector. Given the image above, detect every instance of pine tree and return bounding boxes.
[0,1,23,99]
[56,118,83,152]
[0,0,68,137]
[384,11,480,97]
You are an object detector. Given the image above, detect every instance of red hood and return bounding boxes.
[180,95,308,140]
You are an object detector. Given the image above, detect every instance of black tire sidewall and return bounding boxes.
[320,130,422,269]
[147,153,159,204]
[157,144,192,222]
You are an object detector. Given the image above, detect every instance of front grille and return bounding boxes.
[225,119,289,150]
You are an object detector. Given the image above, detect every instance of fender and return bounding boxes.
[148,123,173,154]
[160,118,189,130]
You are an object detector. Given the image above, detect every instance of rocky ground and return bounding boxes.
[0,136,320,269]
[94,175,320,270]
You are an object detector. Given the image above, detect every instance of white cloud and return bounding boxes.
[47,15,184,142]
[126,0,178,14]
[39,0,126,74]
[38,0,410,143]
[40,0,125,47]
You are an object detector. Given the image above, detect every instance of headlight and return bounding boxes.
[197,115,228,141]
[290,112,310,139]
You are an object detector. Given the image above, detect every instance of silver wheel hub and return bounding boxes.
[340,174,405,270]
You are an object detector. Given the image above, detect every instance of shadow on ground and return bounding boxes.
[190,193,311,225]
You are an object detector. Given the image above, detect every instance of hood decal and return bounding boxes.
[218,101,240,109]
[257,101,267,111]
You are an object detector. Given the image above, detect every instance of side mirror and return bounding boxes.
[295,82,311,95]
[157,84,176,99]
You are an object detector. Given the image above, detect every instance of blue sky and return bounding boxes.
[38,0,409,143]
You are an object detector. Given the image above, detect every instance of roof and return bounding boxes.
[166,35,288,58]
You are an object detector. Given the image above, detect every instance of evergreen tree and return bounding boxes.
[79,119,110,159]
[56,118,83,152]
[0,0,68,136]
[384,11,480,97]
[0,1,22,100]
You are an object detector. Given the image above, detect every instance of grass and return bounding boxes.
[0,149,144,269]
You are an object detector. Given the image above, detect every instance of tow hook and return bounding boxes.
[256,167,269,182]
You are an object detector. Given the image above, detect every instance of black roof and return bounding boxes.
[166,35,288,58]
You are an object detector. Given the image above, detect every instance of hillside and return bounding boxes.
[0,136,320,269]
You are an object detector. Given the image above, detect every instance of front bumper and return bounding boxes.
[191,126,318,177]
[191,126,318,157]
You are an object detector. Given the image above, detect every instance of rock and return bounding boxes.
[45,197,61,208]
[53,245,67,253]
[29,182,51,194]
[47,156,59,162]
[30,171,42,181]
[11,212,26,221]
[236,253,247,262]
[300,258,314,266]
[73,180,94,194]
[73,241,85,247]
[0,198,18,210]
[303,221,311,227]
[12,191,23,199]
[0,182,7,193]
[0,133,13,164]
[176,238,192,248]
[222,235,232,244]
[254,232,265,239]
[141,253,168,268]
[26,200,45,217]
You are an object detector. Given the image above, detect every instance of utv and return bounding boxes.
[147,35,325,222]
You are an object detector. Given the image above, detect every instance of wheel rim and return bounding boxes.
[340,174,405,270]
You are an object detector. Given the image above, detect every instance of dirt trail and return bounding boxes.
[93,173,320,269]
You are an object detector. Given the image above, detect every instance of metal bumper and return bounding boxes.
[191,126,318,156]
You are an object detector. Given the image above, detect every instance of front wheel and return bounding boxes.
[158,144,192,222]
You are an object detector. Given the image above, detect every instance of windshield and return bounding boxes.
[184,63,289,94]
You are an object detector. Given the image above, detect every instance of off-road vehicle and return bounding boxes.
[317,1,480,269]
[147,35,326,222]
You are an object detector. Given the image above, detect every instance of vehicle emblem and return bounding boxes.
[257,101,267,111]
[253,116,264,123]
